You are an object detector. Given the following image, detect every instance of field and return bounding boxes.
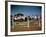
[11,19,42,32]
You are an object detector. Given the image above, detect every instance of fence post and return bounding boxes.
[12,16,14,29]
[27,17,29,28]
[38,16,40,27]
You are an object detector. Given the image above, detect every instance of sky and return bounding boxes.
[11,5,42,16]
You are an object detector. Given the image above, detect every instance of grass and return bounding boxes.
[11,20,42,32]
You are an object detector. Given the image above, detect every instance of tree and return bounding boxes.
[15,13,24,17]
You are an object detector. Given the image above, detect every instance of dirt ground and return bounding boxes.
[11,20,42,32]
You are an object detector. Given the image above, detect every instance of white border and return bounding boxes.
[8,2,44,35]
